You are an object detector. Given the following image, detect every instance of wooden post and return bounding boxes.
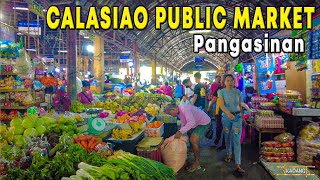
[93,36,104,92]
[67,1,77,101]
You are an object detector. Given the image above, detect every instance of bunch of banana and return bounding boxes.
[129,122,142,133]
[70,101,85,113]
[112,128,134,140]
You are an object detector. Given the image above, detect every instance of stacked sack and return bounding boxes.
[297,123,320,166]
[261,133,295,162]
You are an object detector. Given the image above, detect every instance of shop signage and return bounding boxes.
[195,65,203,70]
[26,0,45,18]
[119,55,133,63]
[194,56,205,63]
[17,21,42,36]
[255,54,277,95]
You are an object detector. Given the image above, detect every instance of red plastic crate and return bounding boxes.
[137,146,162,162]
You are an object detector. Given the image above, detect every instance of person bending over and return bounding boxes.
[165,104,210,172]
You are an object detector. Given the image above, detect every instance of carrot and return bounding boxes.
[86,136,93,141]
[80,140,87,149]
[78,136,87,142]
[90,141,100,151]
[88,138,99,150]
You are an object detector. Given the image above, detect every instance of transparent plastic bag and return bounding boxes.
[299,123,320,141]
[274,132,295,143]
[14,50,33,77]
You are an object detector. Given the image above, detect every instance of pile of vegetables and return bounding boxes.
[4,144,109,180]
[146,121,163,129]
[63,150,176,180]
[73,135,106,153]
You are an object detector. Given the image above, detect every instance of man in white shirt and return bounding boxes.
[181,79,195,104]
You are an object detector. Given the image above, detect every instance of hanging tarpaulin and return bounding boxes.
[255,54,277,95]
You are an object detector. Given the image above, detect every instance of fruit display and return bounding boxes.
[111,128,134,140]
[69,101,85,113]
[145,103,160,116]
[103,92,173,114]
[113,113,131,124]
[145,121,164,137]
[129,122,144,133]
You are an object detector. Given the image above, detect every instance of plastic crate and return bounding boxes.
[156,115,177,123]
[145,124,164,137]
[137,146,162,162]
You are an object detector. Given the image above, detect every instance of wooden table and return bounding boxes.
[252,124,286,152]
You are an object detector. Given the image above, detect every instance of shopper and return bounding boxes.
[207,80,224,147]
[192,72,206,110]
[160,82,173,97]
[218,74,245,175]
[165,104,210,173]
[209,76,221,100]
[77,80,94,105]
[174,80,184,100]
[181,78,194,104]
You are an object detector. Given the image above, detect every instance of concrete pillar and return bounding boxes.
[93,37,104,91]
[67,1,77,101]
[151,58,156,84]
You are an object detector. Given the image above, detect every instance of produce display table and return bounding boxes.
[103,130,145,154]
[252,124,286,152]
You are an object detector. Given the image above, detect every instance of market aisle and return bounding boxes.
[177,143,273,180]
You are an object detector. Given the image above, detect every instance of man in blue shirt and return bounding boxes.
[175,80,184,100]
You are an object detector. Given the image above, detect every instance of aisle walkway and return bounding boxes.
[177,143,273,180]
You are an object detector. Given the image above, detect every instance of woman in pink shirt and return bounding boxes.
[77,80,94,105]
[160,82,173,97]
[165,104,210,172]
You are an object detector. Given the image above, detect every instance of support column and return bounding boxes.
[135,52,140,82]
[93,36,104,92]
[151,58,156,85]
[67,2,77,101]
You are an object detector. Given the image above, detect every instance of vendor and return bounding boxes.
[77,80,94,105]
[165,104,210,173]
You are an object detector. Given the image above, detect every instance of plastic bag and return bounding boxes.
[274,132,294,143]
[261,141,294,148]
[15,50,33,77]
[161,136,188,172]
[261,146,293,153]
[263,156,295,162]
[299,123,320,141]
[262,151,295,157]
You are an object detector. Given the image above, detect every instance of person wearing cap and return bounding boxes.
[77,80,94,105]
[165,104,210,173]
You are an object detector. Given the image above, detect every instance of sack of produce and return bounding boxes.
[274,132,294,143]
[161,136,188,172]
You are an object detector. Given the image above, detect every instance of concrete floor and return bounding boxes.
[176,142,273,180]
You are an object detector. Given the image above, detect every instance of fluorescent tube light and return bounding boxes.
[121,51,131,53]
[26,49,36,52]
[189,30,211,34]
[84,36,90,39]
[13,7,29,11]
[58,50,68,53]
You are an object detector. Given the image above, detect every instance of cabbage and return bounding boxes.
[9,126,25,135]
[22,118,36,129]
[10,118,23,127]
[42,116,56,126]
[35,118,44,126]
[36,125,46,135]
[23,128,37,137]
[14,135,25,147]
